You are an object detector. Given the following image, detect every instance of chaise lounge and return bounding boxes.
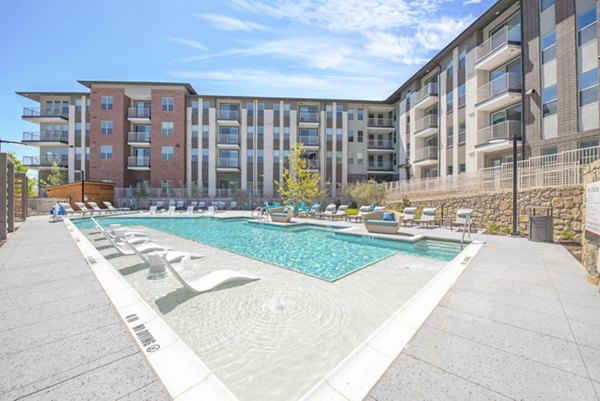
[362,210,404,234]
[270,206,294,223]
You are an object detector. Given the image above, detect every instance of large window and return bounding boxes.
[458,84,466,108]
[357,130,363,143]
[541,31,556,64]
[161,146,174,160]
[348,129,354,142]
[578,6,597,47]
[579,69,599,107]
[542,85,558,117]
[447,126,454,147]
[458,47,466,70]
[191,148,198,162]
[203,125,209,138]
[447,91,454,112]
[192,124,198,138]
[162,121,174,136]
[348,108,354,120]
[100,145,112,160]
[446,57,453,80]
[101,96,113,110]
[100,120,112,135]
[162,97,174,111]
[357,108,364,121]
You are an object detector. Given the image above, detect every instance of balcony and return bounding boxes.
[216,157,240,171]
[303,159,320,171]
[128,108,151,122]
[217,134,239,148]
[367,161,395,173]
[475,25,521,71]
[367,139,395,152]
[128,132,151,146]
[299,135,320,149]
[414,115,438,138]
[414,146,438,166]
[22,131,68,146]
[298,112,319,127]
[127,156,150,170]
[217,110,240,126]
[412,82,439,110]
[23,156,67,168]
[367,117,394,129]
[22,107,69,123]
[475,120,521,153]
[475,72,522,111]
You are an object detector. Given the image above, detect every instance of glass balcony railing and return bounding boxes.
[217,158,239,168]
[218,110,240,121]
[476,25,521,63]
[299,112,319,123]
[128,156,150,167]
[217,134,239,145]
[128,132,151,143]
[477,120,521,144]
[412,82,439,105]
[367,117,395,127]
[128,108,151,118]
[367,161,394,171]
[414,146,438,162]
[22,131,68,142]
[23,156,67,167]
[477,72,522,104]
[22,107,68,118]
[299,135,319,146]
[414,114,438,133]
[367,139,394,149]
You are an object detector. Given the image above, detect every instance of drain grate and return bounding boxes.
[86,256,97,265]
[461,256,472,265]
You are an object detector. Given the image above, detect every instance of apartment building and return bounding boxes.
[18,0,599,198]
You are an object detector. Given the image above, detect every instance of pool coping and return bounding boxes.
[65,216,484,401]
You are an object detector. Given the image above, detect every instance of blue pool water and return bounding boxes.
[74,217,462,281]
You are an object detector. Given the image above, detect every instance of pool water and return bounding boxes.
[75,217,461,281]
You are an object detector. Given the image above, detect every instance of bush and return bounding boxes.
[487,222,498,233]
[345,208,359,215]
[560,230,575,241]
[501,226,512,235]
[346,179,387,207]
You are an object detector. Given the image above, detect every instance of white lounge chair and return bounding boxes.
[207,205,216,216]
[415,207,438,228]
[450,209,474,232]
[75,202,92,215]
[98,224,168,255]
[87,201,108,214]
[373,206,386,212]
[403,207,417,227]
[58,202,79,216]
[151,252,259,293]
[317,204,336,220]
[184,205,194,214]
[332,205,349,220]
[230,201,237,210]
[198,201,206,209]
[126,242,202,278]
[103,201,130,212]
[176,200,185,209]
[166,206,176,215]
[92,218,152,245]
[155,201,164,210]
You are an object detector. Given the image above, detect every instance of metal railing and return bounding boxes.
[299,112,319,123]
[367,139,394,149]
[128,156,150,167]
[217,110,240,121]
[386,146,600,197]
[22,107,68,118]
[477,72,522,104]
[22,131,68,142]
[367,117,394,127]
[23,156,67,167]
[299,135,320,146]
[304,159,319,169]
[128,132,151,143]
[477,120,521,144]
[217,134,239,145]
[415,114,438,133]
[217,158,239,168]
[414,146,438,162]
[128,108,151,118]
[412,82,438,105]
[368,161,394,171]
[476,25,521,63]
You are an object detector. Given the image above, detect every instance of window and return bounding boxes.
[447,126,454,147]
[542,146,558,156]
[458,122,466,144]
[257,103,264,118]
[247,149,253,162]
[191,148,198,162]
[459,163,466,173]
[447,165,453,175]
[257,149,264,162]
[336,128,343,141]
[191,100,199,114]
[336,105,343,119]
[161,146,174,160]
[101,96,113,110]
[348,152,354,165]
[348,108,354,120]
[162,97,174,111]
[202,125,209,138]
[161,180,173,195]
[357,130,363,142]
[458,46,466,70]
[357,108,364,121]
[284,103,290,118]
[100,145,112,160]
[247,126,254,139]
[542,85,558,117]
[257,126,264,140]
[447,91,454,112]
[336,151,342,164]
[273,103,280,120]
[326,128,333,141]
[202,101,210,114]
[541,31,556,64]
[541,0,554,12]
[274,127,280,138]
[162,121,174,136]
[75,148,81,161]
[284,127,290,141]
[458,84,466,108]
[274,150,280,163]
[192,124,199,138]
[100,120,112,135]
[578,7,597,47]
[579,69,599,107]
[446,57,453,79]
[348,129,354,142]
[326,104,333,119]
[202,148,209,160]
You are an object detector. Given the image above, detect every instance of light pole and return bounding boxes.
[74,170,85,203]
[511,133,523,236]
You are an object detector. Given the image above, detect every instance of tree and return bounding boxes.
[274,143,323,205]
[7,152,38,197]
[346,179,387,207]
[40,161,67,189]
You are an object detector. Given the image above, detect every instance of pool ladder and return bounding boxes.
[460,215,472,248]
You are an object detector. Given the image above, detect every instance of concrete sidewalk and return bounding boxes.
[367,235,600,401]
[0,216,169,400]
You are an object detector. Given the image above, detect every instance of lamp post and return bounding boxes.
[511,133,523,236]
[74,170,85,203]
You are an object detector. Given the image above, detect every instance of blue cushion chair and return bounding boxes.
[362,210,404,234]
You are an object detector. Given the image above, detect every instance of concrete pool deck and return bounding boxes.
[1,213,598,400]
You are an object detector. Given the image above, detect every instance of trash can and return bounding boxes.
[527,206,553,243]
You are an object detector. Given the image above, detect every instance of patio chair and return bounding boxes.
[403,207,417,227]
[331,205,349,220]
[88,201,108,215]
[373,206,386,212]
[207,205,216,216]
[230,201,237,210]
[362,210,404,234]
[127,243,202,279]
[190,201,198,209]
[317,204,337,220]
[184,205,194,214]
[141,205,158,215]
[308,203,321,218]
[450,209,474,232]
[92,218,151,245]
[155,201,164,212]
[270,206,294,223]
[50,204,64,222]
[198,201,206,209]
[176,200,185,209]
[168,199,176,208]
[58,202,79,216]
[150,252,259,293]
[103,201,130,212]
[356,205,371,222]
[165,206,176,215]
[415,208,438,228]
[97,224,167,255]
[74,202,93,215]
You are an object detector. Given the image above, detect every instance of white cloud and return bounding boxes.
[363,32,427,65]
[194,13,270,31]
[463,0,481,5]
[414,15,474,51]
[168,37,208,50]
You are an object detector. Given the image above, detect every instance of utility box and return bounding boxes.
[528,206,553,243]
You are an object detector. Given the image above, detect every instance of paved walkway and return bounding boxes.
[0,216,169,400]
[367,235,600,401]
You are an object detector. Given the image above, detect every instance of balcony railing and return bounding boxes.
[412,82,439,105]
[128,108,151,119]
[477,72,522,103]
[477,120,521,145]
[217,110,240,121]
[22,131,68,142]
[367,117,394,127]
[367,162,394,171]
[22,107,68,118]
[302,159,319,169]
[415,114,438,133]
[367,139,394,149]
[476,25,521,63]
[415,146,438,162]
[299,135,319,146]
[217,134,239,145]
[128,132,151,143]
[128,156,150,168]
[299,112,319,123]
[23,156,67,167]
[217,158,239,168]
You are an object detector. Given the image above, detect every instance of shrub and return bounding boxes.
[487,222,498,233]
[560,230,575,241]
[501,226,512,235]
[345,208,359,216]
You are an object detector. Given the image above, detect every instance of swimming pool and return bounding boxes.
[75,217,461,281]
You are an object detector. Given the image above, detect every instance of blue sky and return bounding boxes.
[1,0,494,160]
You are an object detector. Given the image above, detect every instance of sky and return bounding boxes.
[0,0,494,160]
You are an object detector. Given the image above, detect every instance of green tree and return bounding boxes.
[40,161,67,189]
[346,179,387,207]
[274,143,323,205]
[7,152,38,197]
